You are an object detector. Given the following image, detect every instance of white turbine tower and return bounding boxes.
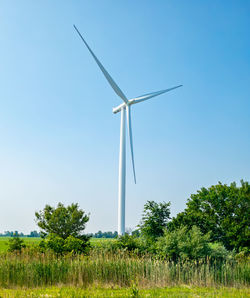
[74,25,182,236]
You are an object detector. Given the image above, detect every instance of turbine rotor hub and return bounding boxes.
[112,99,135,114]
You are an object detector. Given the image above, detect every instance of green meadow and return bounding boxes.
[0,237,112,252]
[0,237,40,252]
[0,238,249,297]
[0,286,249,297]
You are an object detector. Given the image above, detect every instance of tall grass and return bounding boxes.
[0,248,249,288]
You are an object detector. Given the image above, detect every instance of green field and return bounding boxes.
[0,237,113,252]
[0,286,249,297]
[0,237,41,252]
[0,237,249,297]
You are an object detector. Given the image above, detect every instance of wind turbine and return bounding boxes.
[74,25,182,236]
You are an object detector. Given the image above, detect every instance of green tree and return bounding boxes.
[35,203,90,254]
[35,203,89,239]
[169,180,250,251]
[28,231,40,237]
[7,236,26,253]
[138,200,171,241]
[156,225,211,261]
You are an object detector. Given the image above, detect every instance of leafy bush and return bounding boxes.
[235,247,250,263]
[156,226,211,261]
[39,234,90,255]
[7,236,26,253]
[117,234,140,252]
[64,235,90,254]
[208,242,229,261]
[46,234,65,254]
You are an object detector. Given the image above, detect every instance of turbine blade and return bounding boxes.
[132,85,182,104]
[126,105,136,184]
[73,25,128,104]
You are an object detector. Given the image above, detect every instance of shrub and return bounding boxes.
[47,234,65,254]
[7,236,26,253]
[40,234,90,255]
[156,225,210,261]
[64,235,90,254]
[235,247,250,263]
[208,242,229,261]
[117,234,140,252]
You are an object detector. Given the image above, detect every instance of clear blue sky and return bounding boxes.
[0,1,249,233]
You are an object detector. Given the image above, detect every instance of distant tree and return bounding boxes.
[35,203,90,254]
[138,201,171,241]
[4,231,23,237]
[95,230,103,238]
[131,229,140,237]
[28,231,40,238]
[169,180,250,251]
[92,231,118,238]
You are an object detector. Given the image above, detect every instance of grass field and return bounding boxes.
[0,237,113,252]
[0,286,249,297]
[0,249,248,288]
[0,238,249,297]
[0,237,41,252]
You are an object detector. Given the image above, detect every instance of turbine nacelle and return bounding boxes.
[112,84,183,114]
[112,99,135,114]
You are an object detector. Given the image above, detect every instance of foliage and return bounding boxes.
[7,236,26,253]
[235,247,250,263]
[169,180,250,251]
[117,234,140,252]
[35,202,89,239]
[46,234,65,254]
[35,203,90,254]
[64,235,90,253]
[156,226,211,261]
[208,242,229,261]
[138,200,171,241]
[39,233,90,255]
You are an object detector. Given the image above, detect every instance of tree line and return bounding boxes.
[0,231,40,237]
[88,231,118,238]
[7,180,249,260]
